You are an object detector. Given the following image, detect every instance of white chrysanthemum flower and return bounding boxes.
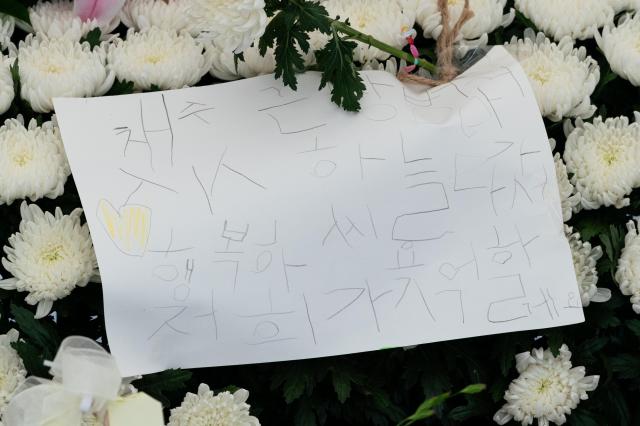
[596,13,640,87]
[563,114,640,209]
[514,0,615,41]
[208,41,275,80]
[121,0,192,33]
[81,414,102,426]
[29,0,120,41]
[609,0,640,13]
[0,54,14,115]
[322,0,416,63]
[188,0,267,53]
[0,116,69,206]
[108,28,210,90]
[168,384,260,426]
[0,202,100,319]
[504,30,599,122]
[565,225,610,306]
[616,220,640,314]
[0,329,26,418]
[0,18,14,51]
[553,152,581,222]
[494,344,599,426]
[18,35,114,113]
[417,0,514,43]
[362,57,400,75]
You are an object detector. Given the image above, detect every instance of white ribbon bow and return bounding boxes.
[5,336,126,426]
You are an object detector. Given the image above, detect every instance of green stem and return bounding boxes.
[330,20,437,74]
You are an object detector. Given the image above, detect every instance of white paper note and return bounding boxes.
[54,47,583,376]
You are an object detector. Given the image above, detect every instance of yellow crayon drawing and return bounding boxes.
[97,200,151,256]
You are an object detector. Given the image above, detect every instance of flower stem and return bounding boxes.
[330,20,437,74]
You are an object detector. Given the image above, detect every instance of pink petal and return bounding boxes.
[74,0,125,25]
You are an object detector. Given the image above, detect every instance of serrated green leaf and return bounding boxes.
[259,1,330,90]
[331,369,352,403]
[81,28,102,49]
[133,369,192,407]
[107,79,135,96]
[10,304,59,359]
[283,373,307,403]
[294,0,331,35]
[260,8,305,89]
[458,383,486,395]
[315,31,366,111]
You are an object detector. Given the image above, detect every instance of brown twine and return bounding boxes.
[397,0,474,86]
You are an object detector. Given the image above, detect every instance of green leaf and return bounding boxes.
[567,409,600,426]
[11,340,49,377]
[610,353,640,379]
[458,383,486,395]
[259,0,330,90]
[604,383,630,425]
[81,28,102,49]
[593,66,618,99]
[260,8,305,89]
[0,0,31,25]
[514,10,537,31]
[294,0,331,35]
[398,391,451,425]
[107,79,135,96]
[133,369,192,407]
[283,373,307,403]
[626,319,640,337]
[600,224,624,280]
[315,30,366,111]
[294,400,317,426]
[576,336,608,364]
[448,398,484,422]
[10,304,60,359]
[331,369,352,403]
[234,52,245,74]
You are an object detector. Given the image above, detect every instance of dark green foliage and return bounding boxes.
[315,27,366,112]
[81,28,102,49]
[107,79,135,96]
[134,369,193,408]
[260,0,366,111]
[0,0,30,26]
[259,0,330,90]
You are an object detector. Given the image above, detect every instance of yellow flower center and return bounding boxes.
[529,65,552,84]
[12,150,32,167]
[536,378,552,394]
[600,143,622,166]
[143,53,166,65]
[40,244,66,264]
[41,61,66,74]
